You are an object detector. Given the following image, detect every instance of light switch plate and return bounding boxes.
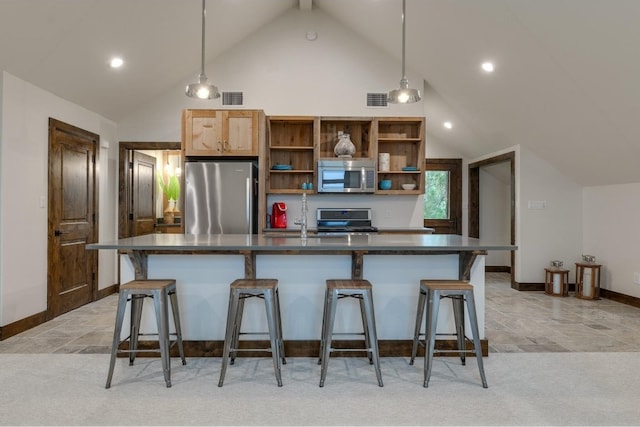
[527,200,547,209]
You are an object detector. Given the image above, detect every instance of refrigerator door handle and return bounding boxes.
[246,177,252,233]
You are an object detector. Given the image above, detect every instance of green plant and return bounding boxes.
[158,173,180,201]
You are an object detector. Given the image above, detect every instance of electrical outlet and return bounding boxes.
[634,272,640,285]
[384,210,392,219]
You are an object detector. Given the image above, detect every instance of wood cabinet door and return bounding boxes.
[224,110,258,155]
[184,110,223,156]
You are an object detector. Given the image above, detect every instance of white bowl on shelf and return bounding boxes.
[402,183,416,190]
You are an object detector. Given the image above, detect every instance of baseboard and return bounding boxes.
[513,282,640,308]
[486,265,511,273]
[97,284,118,299]
[0,285,118,341]
[511,281,545,291]
[0,310,48,341]
[119,339,490,358]
[600,288,640,308]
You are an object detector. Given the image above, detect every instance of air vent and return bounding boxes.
[222,91,244,106]
[366,93,388,108]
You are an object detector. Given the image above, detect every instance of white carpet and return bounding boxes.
[0,353,638,426]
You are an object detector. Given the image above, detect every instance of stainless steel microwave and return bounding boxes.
[317,159,376,193]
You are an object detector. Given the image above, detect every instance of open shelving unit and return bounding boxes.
[266,116,317,194]
[375,117,425,194]
[265,115,425,195]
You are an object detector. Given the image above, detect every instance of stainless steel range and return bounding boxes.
[316,208,378,234]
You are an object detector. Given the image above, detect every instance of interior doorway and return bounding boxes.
[118,141,181,238]
[468,151,516,287]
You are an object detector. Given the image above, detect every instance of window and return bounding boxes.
[424,170,450,219]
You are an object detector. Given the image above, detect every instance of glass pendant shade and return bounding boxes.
[186,74,219,99]
[388,78,421,104]
[186,0,220,99]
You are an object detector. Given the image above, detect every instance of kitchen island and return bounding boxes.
[88,233,514,356]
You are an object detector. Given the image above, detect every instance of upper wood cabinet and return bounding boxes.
[183,109,263,156]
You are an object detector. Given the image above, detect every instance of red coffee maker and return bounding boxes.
[271,202,287,228]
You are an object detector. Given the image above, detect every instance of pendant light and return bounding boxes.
[185,0,220,99]
[387,0,421,104]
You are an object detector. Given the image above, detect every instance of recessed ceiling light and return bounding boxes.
[109,57,124,68]
[305,31,318,41]
[443,121,453,129]
[481,61,494,73]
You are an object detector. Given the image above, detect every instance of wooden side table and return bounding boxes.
[575,262,602,300]
[544,268,569,297]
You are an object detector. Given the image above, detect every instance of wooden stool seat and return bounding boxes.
[106,279,186,389]
[218,278,285,387]
[319,279,383,387]
[411,279,487,388]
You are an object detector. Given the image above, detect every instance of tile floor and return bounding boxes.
[1,272,639,354]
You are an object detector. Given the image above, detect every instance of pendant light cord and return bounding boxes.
[200,0,206,80]
[401,0,406,80]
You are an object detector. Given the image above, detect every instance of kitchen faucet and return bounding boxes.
[294,192,308,239]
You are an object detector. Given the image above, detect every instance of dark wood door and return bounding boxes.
[132,151,156,236]
[48,119,98,317]
[424,159,462,235]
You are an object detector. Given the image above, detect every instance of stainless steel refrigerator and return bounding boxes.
[184,161,258,234]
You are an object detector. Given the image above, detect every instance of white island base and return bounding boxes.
[118,252,487,351]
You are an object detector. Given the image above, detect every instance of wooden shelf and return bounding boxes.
[269,146,314,150]
[377,137,422,142]
[376,190,422,195]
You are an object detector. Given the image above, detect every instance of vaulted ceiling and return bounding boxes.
[1,0,638,186]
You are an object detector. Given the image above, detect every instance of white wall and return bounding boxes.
[480,164,511,266]
[0,71,118,326]
[517,146,583,283]
[583,183,640,298]
[469,145,583,285]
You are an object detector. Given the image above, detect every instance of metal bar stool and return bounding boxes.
[106,279,186,389]
[410,279,487,388]
[318,279,383,387]
[218,279,286,387]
